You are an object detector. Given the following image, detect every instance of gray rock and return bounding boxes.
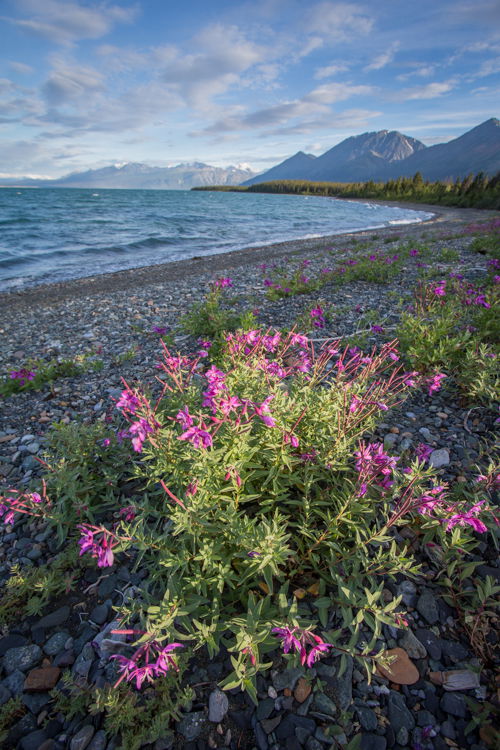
[208,689,229,723]
[441,692,467,718]
[396,580,417,607]
[440,720,456,739]
[414,628,442,660]
[20,729,49,750]
[0,634,29,656]
[387,690,415,733]
[256,698,274,720]
[317,656,353,711]
[383,433,398,450]
[355,704,378,731]
[3,644,42,674]
[418,427,433,441]
[311,692,337,717]
[37,606,70,629]
[87,730,107,750]
[272,666,304,691]
[360,735,386,750]
[44,632,70,656]
[305,739,323,750]
[89,604,109,625]
[396,726,409,746]
[2,669,25,696]
[416,590,439,625]
[399,630,427,659]
[22,692,52,713]
[429,448,450,468]
[0,684,11,705]
[70,725,95,750]
[177,711,206,741]
[154,732,175,750]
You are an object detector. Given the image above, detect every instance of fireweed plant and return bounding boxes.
[179,277,256,343]
[1,329,496,703]
[397,276,499,404]
[0,352,103,397]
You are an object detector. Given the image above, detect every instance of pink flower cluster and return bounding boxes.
[354,441,399,496]
[0,490,44,525]
[78,524,118,568]
[272,626,333,668]
[110,635,184,690]
[426,372,446,395]
[214,277,233,289]
[310,307,325,328]
[9,368,36,386]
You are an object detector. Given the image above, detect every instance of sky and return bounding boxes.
[0,0,499,178]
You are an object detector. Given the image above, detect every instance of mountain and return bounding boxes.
[307,130,426,182]
[0,162,257,190]
[242,119,500,185]
[243,151,317,186]
[381,118,500,181]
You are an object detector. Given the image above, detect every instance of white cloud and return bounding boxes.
[305,82,374,104]
[306,2,374,39]
[5,0,137,45]
[398,81,455,100]
[8,61,34,75]
[314,63,349,79]
[364,42,400,72]
[42,60,105,105]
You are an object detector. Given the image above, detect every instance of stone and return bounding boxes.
[89,604,109,625]
[24,666,61,692]
[272,667,304,691]
[87,730,108,750]
[37,606,70,629]
[398,631,427,660]
[154,732,175,750]
[383,434,398,450]
[429,449,450,468]
[355,704,378,731]
[22,692,53,713]
[43,632,70,656]
[0,634,28,656]
[177,712,206,741]
[376,648,419,685]
[0,684,11,706]
[396,580,417,607]
[440,692,467,718]
[256,698,274,720]
[294,677,312,703]
[3,644,42,674]
[311,692,337,716]
[360,734,386,750]
[208,689,229,723]
[415,628,442,660]
[260,715,281,734]
[386,690,415,733]
[20,730,49,750]
[2,669,25,696]
[70,725,95,750]
[396,726,409,745]
[416,590,439,625]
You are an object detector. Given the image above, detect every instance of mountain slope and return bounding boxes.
[0,162,257,189]
[243,151,316,186]
[381,118,500,181]
[307,130,426,182]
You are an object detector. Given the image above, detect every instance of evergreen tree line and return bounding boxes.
[193,172,500,209]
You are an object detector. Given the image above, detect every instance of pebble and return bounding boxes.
[416,590,440,625]
[208,689,229,723]
[70,725,95,750]
[429,448,450,468]
[3,644,43,674]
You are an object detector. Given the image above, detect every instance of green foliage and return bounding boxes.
[470,232,500,259]
[0,698,25,745]
[180,286,256,339]
[396,277,499,403]
[0,546,81,625]
[50,668,193,750]
[198,172,500,209]
[0,352,103,397]
[42,421,138,538]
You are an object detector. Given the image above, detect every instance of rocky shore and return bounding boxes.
[0,203,498,750]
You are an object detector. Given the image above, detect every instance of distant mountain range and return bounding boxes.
[0,162,257,190]
[243,118,500,185]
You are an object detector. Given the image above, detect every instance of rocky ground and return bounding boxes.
[0,206,498,750]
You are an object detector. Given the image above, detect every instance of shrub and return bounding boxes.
[2,329,496,705]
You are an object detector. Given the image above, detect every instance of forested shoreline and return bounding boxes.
[193,172,500,209]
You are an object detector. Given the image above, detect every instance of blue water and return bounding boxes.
[0,188,434,291]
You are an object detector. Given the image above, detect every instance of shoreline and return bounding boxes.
[0,201,497,311]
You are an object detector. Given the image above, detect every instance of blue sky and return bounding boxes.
[0,0,499,177]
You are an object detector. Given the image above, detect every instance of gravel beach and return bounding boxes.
[0,201,498,750]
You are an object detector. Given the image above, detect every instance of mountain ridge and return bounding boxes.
[243,119,500,185]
